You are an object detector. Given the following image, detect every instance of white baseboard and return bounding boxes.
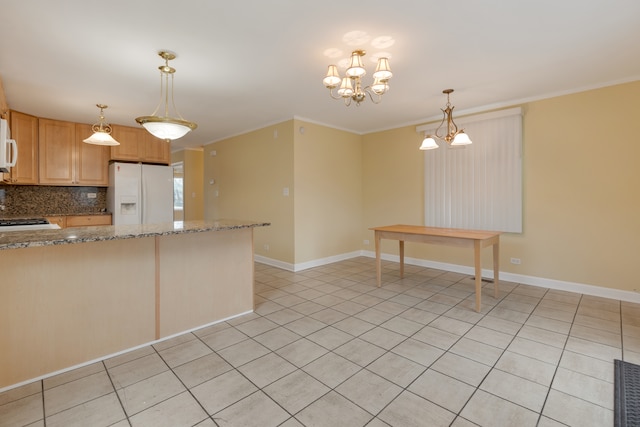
[254,254,295,271]
[360,250,640,304]
[255,251,361,272]
[256,250,640,304]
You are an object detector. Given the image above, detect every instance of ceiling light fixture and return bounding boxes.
[420,89,472,150]
[136,51,197,142]
[83,104,120,146]
[322,49,392,106]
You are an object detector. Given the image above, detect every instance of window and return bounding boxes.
[172,162,184,221]
[173,177,184,209]
[418,107,522,233]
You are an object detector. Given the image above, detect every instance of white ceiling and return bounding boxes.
[2,0,639,151]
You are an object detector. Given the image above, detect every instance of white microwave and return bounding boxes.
[0,118,18,173]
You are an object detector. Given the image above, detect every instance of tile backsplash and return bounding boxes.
[0,185,107,217]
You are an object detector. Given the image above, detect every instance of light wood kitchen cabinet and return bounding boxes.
[45,214,111,229]
[75,124,110,186]
[38,119,75,185]
[110,125,143,162]
[143,132,171,164]
[110,124,170,165]
[65,214,111,228]
[38,119,109,186]
[45,216,66,228]
[2,111,39,184]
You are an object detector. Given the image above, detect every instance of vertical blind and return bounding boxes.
[417,107,522,233]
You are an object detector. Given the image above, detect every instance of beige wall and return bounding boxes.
[203,122,295,263]
[183,149,204,220]
[363,81,640,293]
[202,119,362,266]
[201,81,639,294]
[293,119,363,264]
[171,149,204,221]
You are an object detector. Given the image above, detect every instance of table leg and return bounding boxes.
[493,241,500,299]
[375,232,381,287]
[399,240,405,279]
[474,240,482,312]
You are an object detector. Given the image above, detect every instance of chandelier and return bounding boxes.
[83,104,120,146]
[136,51,197,142]
[420,89,472,150]
[322,50,392,106]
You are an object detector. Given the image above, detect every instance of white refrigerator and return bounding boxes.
[107,162,174,225]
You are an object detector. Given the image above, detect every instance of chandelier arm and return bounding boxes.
[362,87,383,104]
[432,110,448,140]
[445,106,458,140]
[327,88,345,100]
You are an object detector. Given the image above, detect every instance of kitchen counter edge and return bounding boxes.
[0,219,271,250]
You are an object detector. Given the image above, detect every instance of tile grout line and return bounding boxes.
[102,359,133,427]
[8,259,630,427]
[447,279,549,424]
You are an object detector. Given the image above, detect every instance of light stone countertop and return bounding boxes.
[0,219,270,250]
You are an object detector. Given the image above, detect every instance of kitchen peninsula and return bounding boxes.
[0,219,269,390]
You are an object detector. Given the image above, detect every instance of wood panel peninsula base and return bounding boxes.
[370,225,501,313]
[0,220,269,390]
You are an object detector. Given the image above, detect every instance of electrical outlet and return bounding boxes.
[263,244,269,251]
[87,193,97,199]
[363,239,370,245]
[510,257,521,265]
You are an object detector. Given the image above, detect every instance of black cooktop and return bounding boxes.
[0,218,49,226]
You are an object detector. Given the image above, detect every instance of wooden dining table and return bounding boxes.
[370,224,501,312]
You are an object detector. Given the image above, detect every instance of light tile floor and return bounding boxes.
[2,257,639,427]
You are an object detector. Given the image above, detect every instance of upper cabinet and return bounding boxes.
[3,113,169,187]
[110,125,170,165]
[75,123,110,185]
[2,111,39,184]
[110,125,143,162]
[142,131,171,164]
[38,119,109,186]
[38,119,75,185]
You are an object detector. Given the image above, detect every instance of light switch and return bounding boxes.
[283,187,289,196]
